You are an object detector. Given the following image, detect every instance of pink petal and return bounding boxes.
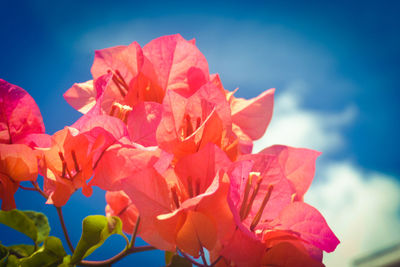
[17,133,51,148]
[231,88,275,140]
[91,42,143,82]
[174,143,231,195]
[272,202,340,252]
[220,226,265,267]
[0,79,45,144]
[72,114,129,142]
[236,154,294,224]
[63,80,96,114]
[143,34,209,94]
[127,102,162,146]
[91,145,161,191]
[261,145,321,200]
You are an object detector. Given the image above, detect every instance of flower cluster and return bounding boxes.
[0,34,339,266]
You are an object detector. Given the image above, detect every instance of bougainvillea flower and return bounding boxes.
[216,150,338,266]
[64,34,209,116]
[218,155,294,266]
[156,81,239,160]
[0,143,39,210]
[0,79,45,144]
[40,115,129,206]
[120,144,235,256]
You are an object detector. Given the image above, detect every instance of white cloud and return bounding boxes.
[306,162,400,267]
[253,83,357,154]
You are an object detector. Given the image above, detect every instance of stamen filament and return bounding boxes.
[243,176,262,220]
[250,185,274,231]
[115,70,130,90]
[71,150,80,173]
[171,186,180,209]
[187,176,194,198]
[196,117,201,130]
[58,152,73,179]
[62,162,67,178]
[185,114,194,137]
[112,76,127,97]
[109,105,118,116]
[239,174,253,220]
[195,179,201,196]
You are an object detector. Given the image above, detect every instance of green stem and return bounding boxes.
[56,206,75,253]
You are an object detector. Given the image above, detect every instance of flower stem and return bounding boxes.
[129,216,141,248]
[56,206,75,253]
[19,184,37,191]
[78,245,155,266]
[199,245,209,267]
[31,181,48,199]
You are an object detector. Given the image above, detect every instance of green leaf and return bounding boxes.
[8,244,35,258]
[4,254,19,267]
[168,254,193,267]
[19,236,66,267]
[0,210,50,245]
[57,255,72,267]
[71,215,125,264]
[0,210,38,243]
[24,211,50,244]
[0,244,9,264]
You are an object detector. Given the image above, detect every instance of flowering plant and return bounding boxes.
[0,34,339,266]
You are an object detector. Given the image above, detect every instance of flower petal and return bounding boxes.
[272,202,340,252]
[230,88,275,140]
[0,79,45,144]
[143,34,209,94]
[261,145,321,200]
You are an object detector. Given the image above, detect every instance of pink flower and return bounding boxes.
[40,115,129,206]
[216,147,339,266]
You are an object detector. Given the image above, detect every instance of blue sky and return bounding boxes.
[1,1,399,266]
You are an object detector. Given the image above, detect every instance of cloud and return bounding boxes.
[306,161,400,266]
[253,83,357,154]
[254,88,400,266]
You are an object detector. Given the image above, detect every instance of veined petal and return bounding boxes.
[143,34,209,94]
[0,79,45,144]
[261,145,321,200]
[271,202,340,252]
